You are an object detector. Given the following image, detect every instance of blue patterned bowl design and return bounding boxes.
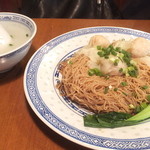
[0,12,37,73]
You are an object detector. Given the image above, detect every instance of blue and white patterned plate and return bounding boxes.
[24,27,150,150]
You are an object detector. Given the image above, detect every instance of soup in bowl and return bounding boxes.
[0,12,37,73]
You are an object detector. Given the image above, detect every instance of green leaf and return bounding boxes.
[83,113,139,128]
[96,112,132,123]
[88,69,95,76]
[141,85,149,90]
[128,105,150,121]
[83,105,150,128]
[134,102,148,113]
[120,82,128,86]
[146,95,150,101]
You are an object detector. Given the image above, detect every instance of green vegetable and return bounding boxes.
[128,104,150,121]
[88,68,104,76]
[134,102,148,113]
[114,88,118,91]
[141,85,149,90]
[146,95,150,101]
[84,112,134,128]
[104,87,109,94]
[119,68,123,73]
[97,45,113,58]
[96,45,139,77]
[104,75,110,80]
[88,68,110,79]
[122,92,128,96]
[97,45,102,50]
[97,51,105,57]
[114,59,119,66]
[83,105,150,128]
[115,47,121,52]
[68,60,73,64]
[120,81,128,86]
[104,56,109,59]
[127,65,138,77]
[111,50,117,56]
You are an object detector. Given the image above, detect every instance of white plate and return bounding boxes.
[24,27,150,150]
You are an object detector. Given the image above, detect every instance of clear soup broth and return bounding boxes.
[0,21,31,55]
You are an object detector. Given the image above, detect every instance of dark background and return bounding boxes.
[0,0,150,19]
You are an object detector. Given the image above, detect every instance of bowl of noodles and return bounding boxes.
[24,26,150,150]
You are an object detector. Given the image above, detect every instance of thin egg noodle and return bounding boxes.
[57,54,150,114]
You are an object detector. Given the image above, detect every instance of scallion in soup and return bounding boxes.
[0,21,31,55]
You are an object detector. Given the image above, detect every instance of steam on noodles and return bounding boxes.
[57,35,150,114]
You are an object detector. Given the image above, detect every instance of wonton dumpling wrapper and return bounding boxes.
[0,24,12,51]
[98,56,127,76]
[128,37,150,58]
[113,37,150,58]
[88,35,110,48]
[78,36,127,76]
[112,39,132,51]
[135,56,150,67]
[77,46,100,69]
[85,35,127,76]
[78,46,127,76]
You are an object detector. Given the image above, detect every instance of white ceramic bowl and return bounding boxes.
[0,12,37,73]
